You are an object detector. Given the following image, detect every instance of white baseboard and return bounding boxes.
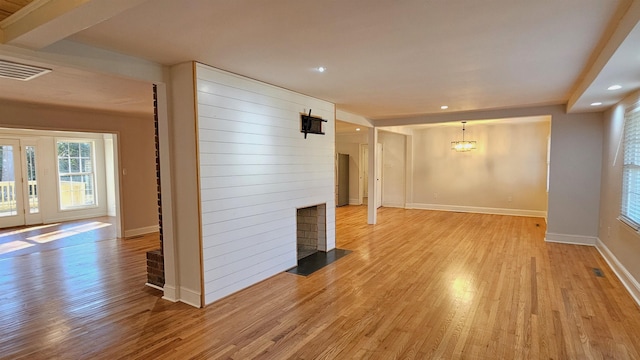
[180,286,202,308]
[348,198,360,205]
[162,285,178,302]
[545,232,597,246]
[145,282,163,291]
[124,225,159,238]
[407,203,547,218]
[382,202,405,208]
[596,238,640,307]
[44,211,109,224]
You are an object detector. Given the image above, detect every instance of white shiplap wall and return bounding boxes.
[195,63,336,304]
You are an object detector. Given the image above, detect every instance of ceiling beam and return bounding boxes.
[336,109,373,128]
[373,104,568,127]
[566,0,640,112]
[0,0,148,49]
[0,40,165,84]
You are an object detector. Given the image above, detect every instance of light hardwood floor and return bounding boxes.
[0,216,117,259]
[1,207,640,359]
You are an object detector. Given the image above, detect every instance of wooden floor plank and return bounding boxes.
[1,207,640,359]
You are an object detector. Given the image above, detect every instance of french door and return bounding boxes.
[0,139,41,228]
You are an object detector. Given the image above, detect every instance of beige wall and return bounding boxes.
[547,112,603,241]
[375,104,603,240]
[599,89,640,300]
[411,120,549,215]
[0,99,157,233]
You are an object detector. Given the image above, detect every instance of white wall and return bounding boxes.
[598,90,640,304]
[379,131,406,207]
[409,120,549,216]
[195,63,336,305]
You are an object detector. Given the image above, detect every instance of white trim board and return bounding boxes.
[544,232,597,246]
[124,225,159,238]
[407,203,547,218]
[145,282,163,291]
[162,285,178,303]
[45,212,109,224]
[596,238,640,307]
[382,202,406,209]
[179,286,202,308]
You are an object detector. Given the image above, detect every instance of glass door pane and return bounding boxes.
[25,146,39,214]
[0,139,25,228]
[0,144,18,217]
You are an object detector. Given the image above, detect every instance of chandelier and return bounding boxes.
[451,121,477,152]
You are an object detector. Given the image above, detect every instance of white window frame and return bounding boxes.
[56,139,98,211]
[621,103,640,230]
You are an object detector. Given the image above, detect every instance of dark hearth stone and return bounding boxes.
[286,248,352,276]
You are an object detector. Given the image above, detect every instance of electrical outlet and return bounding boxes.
[433,193,438,199]
[507,196,513,202]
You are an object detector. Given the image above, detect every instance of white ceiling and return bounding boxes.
[336,120,366,135]
[0,0,639,120]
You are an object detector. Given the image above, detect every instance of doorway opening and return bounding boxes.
[359,143,368,205]
[0,128,121,239]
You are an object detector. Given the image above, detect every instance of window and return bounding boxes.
[57,140,96,209]
[622,104,640,228]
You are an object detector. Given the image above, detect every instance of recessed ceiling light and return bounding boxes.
[317,66,326,73]
[355,128,361,131]
[591,102,603,106]
[607,85,622,90]
[441,105,449,110]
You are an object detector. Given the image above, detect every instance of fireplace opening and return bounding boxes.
[296,204,327,260]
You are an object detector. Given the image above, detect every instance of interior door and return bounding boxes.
[0,139,26,228]
[376,143,382,208]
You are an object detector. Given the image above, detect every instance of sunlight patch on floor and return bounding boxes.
[27,222,112,244]
[0,240,34,255]
[0,223,60,239]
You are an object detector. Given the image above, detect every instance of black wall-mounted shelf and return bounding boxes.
[301,110,327,139]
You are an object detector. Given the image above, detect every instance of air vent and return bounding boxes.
[0,59,51,81]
